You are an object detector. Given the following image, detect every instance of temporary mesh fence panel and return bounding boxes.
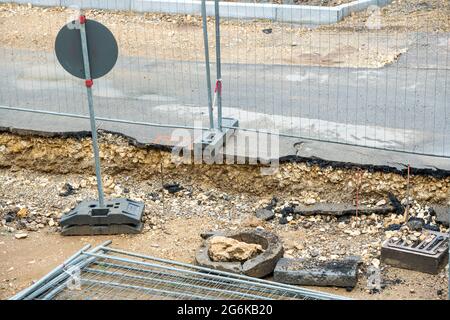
[0,0,448,157]
[216,0,450,157]
[11,242,349,300]
[0,0,212,130]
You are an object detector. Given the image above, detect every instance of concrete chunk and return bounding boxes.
[294,203,394,217]
[274,256,360,288]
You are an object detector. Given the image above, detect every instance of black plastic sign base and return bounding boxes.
[61,223,143,236]
[60,198,144,236]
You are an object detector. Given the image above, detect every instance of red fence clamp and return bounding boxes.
[214,79,222,95]
[79,15,86,24]
[85,79,93,88]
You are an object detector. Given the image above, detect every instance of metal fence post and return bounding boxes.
[201,0,214,130]
[214,0,223,131]
[79,17,105,208]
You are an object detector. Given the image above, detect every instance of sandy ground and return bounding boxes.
[1,204,448,300]
[0,133,449,300]
[0,0,448,68]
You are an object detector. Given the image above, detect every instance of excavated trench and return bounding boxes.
[0,131,449,206]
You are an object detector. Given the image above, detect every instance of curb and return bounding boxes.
[1,0,392,24]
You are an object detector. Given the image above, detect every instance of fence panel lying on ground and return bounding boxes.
[10,242,348,300]
[0,0,448,158]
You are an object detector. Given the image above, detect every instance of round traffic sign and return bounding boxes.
[55,19,118,79]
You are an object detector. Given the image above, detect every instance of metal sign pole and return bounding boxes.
[55,16,144,235]
[78,15,105,208]
[214,0,223,131]
[201,0,214,130]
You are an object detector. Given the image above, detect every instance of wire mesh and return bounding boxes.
[15,244,348,300]
[0,0,448,157]
[216,0,450,157]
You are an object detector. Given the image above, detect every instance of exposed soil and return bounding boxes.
[0,132,448,300]
[1,132,448,203]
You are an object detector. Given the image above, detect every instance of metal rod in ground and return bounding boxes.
[79,16,105,208]
[404,164,411,223]
[201,0,214,130]
[214,0,223,131]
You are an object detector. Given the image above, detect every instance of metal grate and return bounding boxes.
[381,231,449,274]
[10,241,348,300]
[384,231,448,256]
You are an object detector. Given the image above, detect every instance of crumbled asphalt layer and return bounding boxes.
[58,183,75,197]
[423,224,440,232]
[388,192,405,215]
[163,183,184,194]
[385,224,402,231]
[255,208,275,221]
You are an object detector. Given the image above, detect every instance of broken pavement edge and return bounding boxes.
[0,125,449,178]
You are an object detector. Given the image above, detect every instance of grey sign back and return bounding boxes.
[55,19,118,79]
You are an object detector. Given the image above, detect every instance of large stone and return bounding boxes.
[17,208,29,218]
[195,229,284,278]
[208,236,264,262]
[14,232,28,239]
[274,256,361,288]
